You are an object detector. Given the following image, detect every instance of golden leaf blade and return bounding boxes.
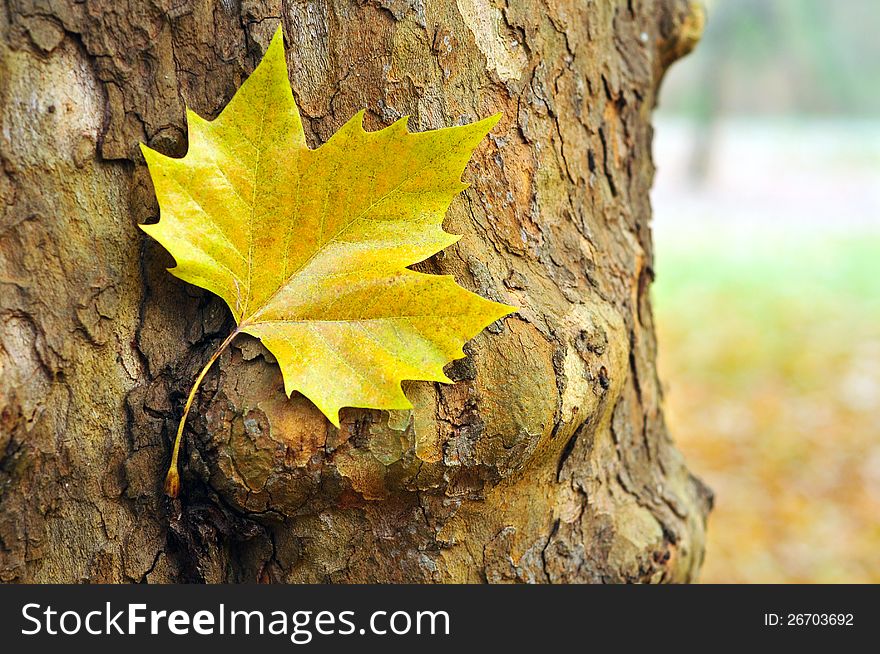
[245,271,512,424]
[141,25,515,493]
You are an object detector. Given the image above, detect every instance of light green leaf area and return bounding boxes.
[141,26,514,426]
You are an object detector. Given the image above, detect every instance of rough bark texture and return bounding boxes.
[0,0,711,583]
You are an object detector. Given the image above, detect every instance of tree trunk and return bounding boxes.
[0,0,711,583]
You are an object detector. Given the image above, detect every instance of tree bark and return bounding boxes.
[0,0,711,583]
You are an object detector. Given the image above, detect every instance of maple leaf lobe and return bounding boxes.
[141,26,515,427]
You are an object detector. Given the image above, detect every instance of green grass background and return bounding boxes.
[654,231,880,582]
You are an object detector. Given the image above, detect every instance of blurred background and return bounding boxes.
[652,0,880,582]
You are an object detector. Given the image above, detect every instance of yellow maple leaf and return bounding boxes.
[141,26,515,496]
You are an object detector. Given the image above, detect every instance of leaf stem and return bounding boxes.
[164,327,241,497]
